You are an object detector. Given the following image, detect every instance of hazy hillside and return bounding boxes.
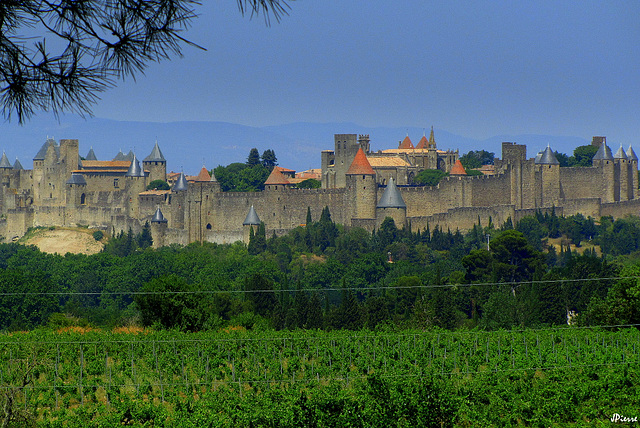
[2,115,591,174]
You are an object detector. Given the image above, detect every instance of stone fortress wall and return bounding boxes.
[0,132,638,247]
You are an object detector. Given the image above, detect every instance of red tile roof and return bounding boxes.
[194,167,212,182]
[346,148,375,175]
[450,159,467,175]
[265,167,291,185]
[399,135,414,149]
[416,135,428,149]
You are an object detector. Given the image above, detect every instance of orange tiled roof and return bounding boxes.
[368,157,411,167]
[416,135,428,149]
[73,169,147,174]
[139,190,171,195]
[449,159,467,175]
[265,167,291,185]
[346,148,375,175]
[381,148,447,154]
[399,135,414,149]
[297,168,322,179]
[81,160,130,169]
[274,166,295,173]
[194,167,212,182]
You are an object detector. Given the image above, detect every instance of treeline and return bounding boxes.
[2,210,640,332]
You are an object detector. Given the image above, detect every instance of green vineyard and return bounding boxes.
[1,327,639,426]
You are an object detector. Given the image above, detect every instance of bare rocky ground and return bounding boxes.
[20,227,104,255]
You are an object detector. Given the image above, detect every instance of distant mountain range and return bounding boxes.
[2,116,591,174]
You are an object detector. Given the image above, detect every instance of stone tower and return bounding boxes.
[536,146,560,207]
[124,154,146,218]
[345,147,377,222]
[242,205,261,244]
[143,141,167,183]
[376,177,407,228]
[626,146,639,200]
[613,145,629,201]
[332,134,364,188]
[592,142,615,203]
[150,207,168,249]
[169,172,188,230]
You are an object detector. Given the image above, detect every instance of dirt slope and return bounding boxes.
[20,228,104,255]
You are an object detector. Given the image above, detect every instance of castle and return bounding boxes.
[0,132,638,248]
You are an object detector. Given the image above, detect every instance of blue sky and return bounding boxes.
[3,1,640,168]
[86,1,639,141]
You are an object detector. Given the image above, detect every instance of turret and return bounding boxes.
[376,177,407,228]
[65,173,87,210]
[592,142,615,202]
[626,146,638,199]
[0,152,11,186]
[535,145,560,207]
[614,144,629,201]
[125,153,146,217]
[345,147,377,222]
[150,207,168,249]
[143,141,167,183]
[242,205,261,244]
[170,172,188,229]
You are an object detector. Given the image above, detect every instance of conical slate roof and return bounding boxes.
[124,150,135,162]
[125,154,144,177]
[346,148,375,175]
[449,159,467,175]
[592,143,613,161]
[66,173,87,185]
[377,178,406,209]
[243,205,261,225]
[626,146,638,161]
[614,145,628,160]
[144,141,166,162]
[0,152,12,168]
[12,158,23,170]
[399,135,414,149]
[34,138,59,160]
[535,146,560,165]
[113,150,126,161]
[172,172,188,191]
[534,152,543,163]
[151,207,168,223]
[85,147,97,161]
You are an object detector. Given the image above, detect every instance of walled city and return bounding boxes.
[0,131,637,246]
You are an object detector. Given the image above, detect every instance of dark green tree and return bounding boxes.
[146,180,170,190]
[261,149,278,169]
[414,169,448,186]
[247,148,261,166]
[247,222,267,255]
[572,145,599,167]
[137,221,153,249]
[296,178,321,189]
[490,230,546,284]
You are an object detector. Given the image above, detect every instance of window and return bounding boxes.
[114,179,119,188]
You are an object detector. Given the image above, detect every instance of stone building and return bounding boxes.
[0,133,638,246]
